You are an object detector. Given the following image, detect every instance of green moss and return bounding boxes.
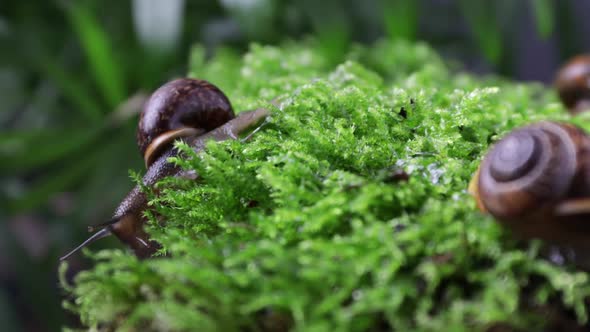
[62,40,590,331]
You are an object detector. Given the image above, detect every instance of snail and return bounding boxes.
[60,78,270,260]
[554,55,590,114]
[469,121,590,247]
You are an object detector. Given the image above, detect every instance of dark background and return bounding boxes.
[0,0,588,330]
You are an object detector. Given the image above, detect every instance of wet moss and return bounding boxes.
[62,40,590,331]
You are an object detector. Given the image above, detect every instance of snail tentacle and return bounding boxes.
[59,227,112,261]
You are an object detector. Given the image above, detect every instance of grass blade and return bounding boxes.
[36,54,104,121]
[64,2,126,108]
[4,137,108,213]
[459,0,503,64]
[531,0,554,39]
[0,126,103,174]
[382,0,418,41]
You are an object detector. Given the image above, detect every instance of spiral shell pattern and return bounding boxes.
[477,121,579,219]
[137,78,235,166]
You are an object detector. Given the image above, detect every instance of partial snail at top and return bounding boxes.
[470,121,590,247]
[60,78,270,260]
[554,55,590,114]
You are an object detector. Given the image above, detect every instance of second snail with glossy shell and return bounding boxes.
[470,121,590,246]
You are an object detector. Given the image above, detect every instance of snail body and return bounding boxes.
[470,121,590,246]
[555,55,590,114]
[61,79,270,260]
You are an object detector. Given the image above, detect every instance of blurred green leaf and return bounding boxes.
[459,0,503,64]
[5,136,109,212]
[382,0,418,41]
[2,228,63,332]
[74,125,141,223]
[220,0,277,41]
[0,126,103,173]
[0,129,74,151]
[314,27,350,66]
[0,289,21,332]
[531,0,554,39]
[555,0,581,58]
[37,54,104,121]
[300,0,350,65]
[65,2,126,109]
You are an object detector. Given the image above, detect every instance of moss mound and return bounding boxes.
[62,40,590,331]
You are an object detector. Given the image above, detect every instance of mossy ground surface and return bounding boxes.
[62,40,590,331]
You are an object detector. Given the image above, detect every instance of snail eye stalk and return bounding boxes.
[60,227,112,261]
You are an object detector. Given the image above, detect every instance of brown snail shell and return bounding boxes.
[137,78,235,167]
[554,55,590,114]
[60,78,270,261]
[470,121,590,245]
